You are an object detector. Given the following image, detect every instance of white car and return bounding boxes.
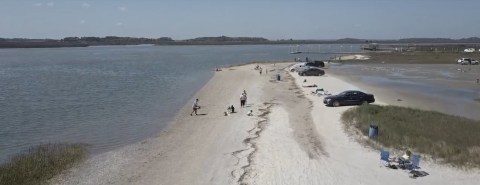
[472,59,479,65]
[289,62,306,72]
[457,58,479,65]
[464,48,475,53]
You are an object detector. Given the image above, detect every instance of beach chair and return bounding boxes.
[380,150,390,167]
[406,154,420,170]
[311,88,324,94]
[311,88,331,96]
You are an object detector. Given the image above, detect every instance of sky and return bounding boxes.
[0,0,479,40]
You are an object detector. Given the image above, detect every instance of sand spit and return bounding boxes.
[51,63,480,185]
[333,54,370,60]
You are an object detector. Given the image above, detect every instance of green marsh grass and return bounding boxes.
[341,104,480,168]
[0,143,88,185]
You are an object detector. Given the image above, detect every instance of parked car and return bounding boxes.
[323,90,375,107]
[306,61,325,68]
[296,66,321,72]
[464,48,475,53]
[457,58,479,65]
[472,59,479,65]
[290,62,306,72]
[290,61,326,72]
[298,68,325,76]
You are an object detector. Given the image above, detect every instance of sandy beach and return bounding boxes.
[51,63,480,185]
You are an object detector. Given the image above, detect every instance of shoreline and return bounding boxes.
[50,62,290,185]
[51,62,480,185]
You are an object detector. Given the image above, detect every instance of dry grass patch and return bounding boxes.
[342,104,480,168]
[0,143,88,185]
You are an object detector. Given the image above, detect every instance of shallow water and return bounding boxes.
[0,44,360,162]
[329,64,480,120]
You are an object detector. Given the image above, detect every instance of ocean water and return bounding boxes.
[0,44,359,162]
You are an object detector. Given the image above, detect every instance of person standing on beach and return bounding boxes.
[190,98,199,116]
[242,90,247,105]
[240,94,246,108]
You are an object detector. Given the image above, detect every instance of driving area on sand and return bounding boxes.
[51,63,480,185]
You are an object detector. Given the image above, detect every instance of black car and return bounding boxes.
[323,90,375,107]
[305,61,325,68]
[298,68,325,76]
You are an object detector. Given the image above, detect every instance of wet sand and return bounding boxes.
[51,63,480,185]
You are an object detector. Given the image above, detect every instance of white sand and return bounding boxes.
[334,54,371,60]
[51,63,480,185]
[244,70,480,184]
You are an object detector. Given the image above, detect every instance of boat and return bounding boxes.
[289,45,302,54]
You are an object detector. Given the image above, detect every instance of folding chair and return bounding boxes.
[380,149,390,167]
[406,154,420,170]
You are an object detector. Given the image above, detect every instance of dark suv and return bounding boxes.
[323,90,375,107]
[305,61,325,68]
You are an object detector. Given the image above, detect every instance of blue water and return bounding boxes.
[0,44,360,162]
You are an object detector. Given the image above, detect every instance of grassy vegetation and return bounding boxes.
[0,143,88,185]
[339,52,480,64]
[341,104,480,168]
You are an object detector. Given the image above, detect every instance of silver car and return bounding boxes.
[457,58,479,65]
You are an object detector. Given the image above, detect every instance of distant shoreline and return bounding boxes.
[2,36,480,48]
[2,41,480,49]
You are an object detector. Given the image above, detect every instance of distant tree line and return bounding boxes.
[61,36,174,45]
[185,36,268,42]
[1,36,480,48]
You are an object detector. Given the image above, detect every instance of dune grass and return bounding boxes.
[0,143,88,185]
[341,104,480,168]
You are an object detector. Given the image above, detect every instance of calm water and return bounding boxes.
[329,64,480,120]
[0,44,358,162]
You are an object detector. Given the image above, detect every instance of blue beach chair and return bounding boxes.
[380,150,390,167]
[407,154,420,170]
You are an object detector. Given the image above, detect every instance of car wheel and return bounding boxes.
[333,101,340,107]
[362,101,369,105]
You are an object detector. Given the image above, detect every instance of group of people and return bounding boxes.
[255,65,267,75]
[189,90,250,116]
